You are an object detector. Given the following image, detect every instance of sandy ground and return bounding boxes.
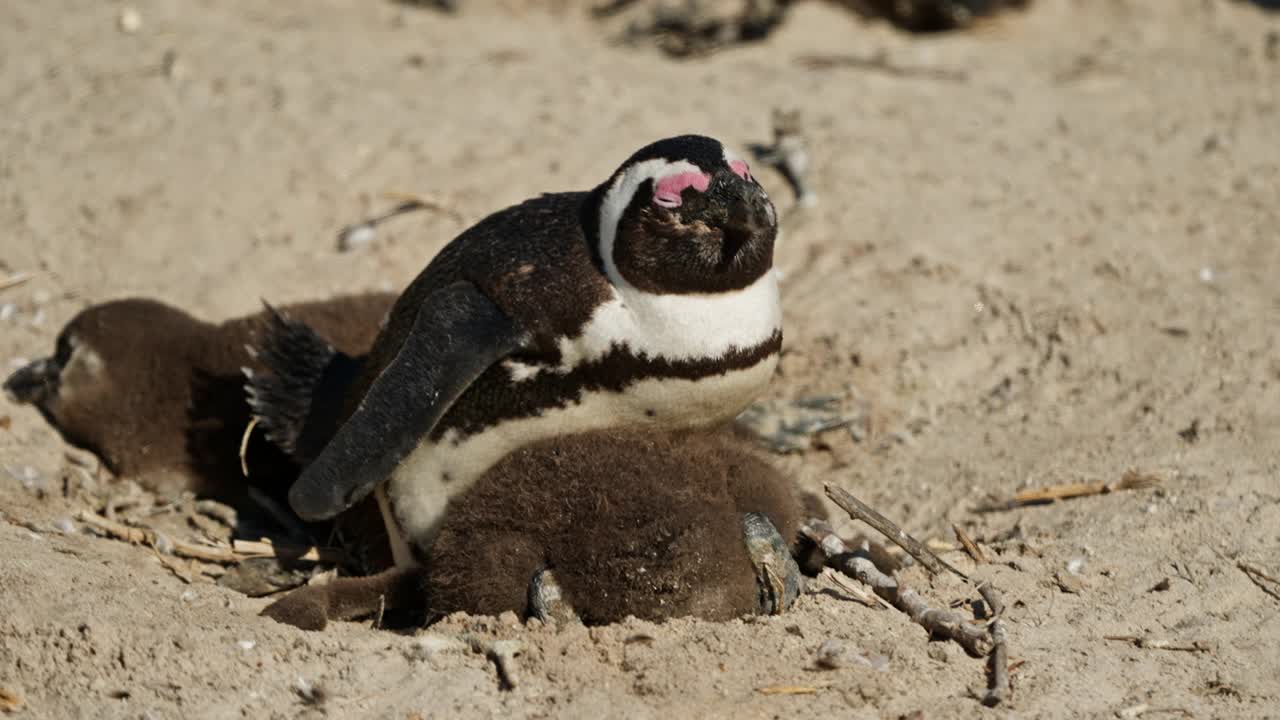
[2,0,1280,717]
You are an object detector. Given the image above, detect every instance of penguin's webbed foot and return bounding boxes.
[742,511,802,615]
[261,566,425,632]
[527,568,580,625]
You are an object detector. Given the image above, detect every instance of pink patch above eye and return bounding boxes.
[653,171,711,208]
[729,159,751,181]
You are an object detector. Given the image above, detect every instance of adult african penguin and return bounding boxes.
[3,294,394,503]
[249,134,783,567]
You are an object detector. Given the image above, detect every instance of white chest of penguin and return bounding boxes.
[384,270,783,561]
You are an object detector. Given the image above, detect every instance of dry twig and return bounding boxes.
[1116,703,1194,718]
[953,524,987,564]
[818,567,889,609]
[186,510,229,542]
[153,551,196,584]
[238,417,259,478]
[757,685,820,695]
[979,583,1009,707]
[817,483,1020,708]
[76,511,342,565]
[825,483,967,579]
[1103,636,1211,653]
[194,500,238,528]
[801,520,992,657]
[978,470,1160,512]
[0,272,32,293]
[1237,560,1280,603]
[231,539,341,563]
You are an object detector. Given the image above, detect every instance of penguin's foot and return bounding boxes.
[261,566,424,631]
[743,511,802,615]
[218,557,314,598]
[527,568,580,625]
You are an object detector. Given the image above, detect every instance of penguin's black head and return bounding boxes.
[4,299,207,474]
[594,134,777,295]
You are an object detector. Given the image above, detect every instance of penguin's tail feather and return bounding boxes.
[244,303,363,466]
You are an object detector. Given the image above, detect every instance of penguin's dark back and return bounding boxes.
[344,192,612,422]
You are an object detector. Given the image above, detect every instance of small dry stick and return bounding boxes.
[231,539,343,564]
[802,520,992,657]
[153,551,196,584]
[980,470,1161,511]
[194,500,238,528]
[1102,636,1211,653]
[1237,560,1280,603]
[238,417,259,477]
[825,484,967,579]
[0,272,33,293]
[818,567,889,609]
[757,685,820,695]
[979,582,1009,707]
[78,510,235,562]
[186,511,229,542]
[77,511,342,565]
[1116,703,1194,719]
[953,524,987,564]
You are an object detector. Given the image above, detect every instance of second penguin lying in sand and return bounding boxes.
[262,427,817,629]
[3,294,394,503]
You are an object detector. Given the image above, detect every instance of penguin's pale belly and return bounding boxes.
[385,353,778,563]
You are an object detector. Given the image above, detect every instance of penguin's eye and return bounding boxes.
[729,160,752,182]
[652,171,710,209]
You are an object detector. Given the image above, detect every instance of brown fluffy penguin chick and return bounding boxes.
[3,294,394,501]
[262,428,809,630]
[426,428,806,625]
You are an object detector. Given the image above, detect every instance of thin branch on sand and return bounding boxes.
[979,583,1009,707]
[801,519,992,657]
[75,511,342,565]
[818,567,889,609]
[824,483,967,579]
[817,483,1020,706]
[1103,635,1211,653]
[976,470,1160,512]
[1237,560,1280,603]
[0,272,33,293]
[953,524,988,565]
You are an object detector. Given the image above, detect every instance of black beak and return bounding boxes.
[718,178,777,260]
[3,357,60,406]
[713,171,775,231]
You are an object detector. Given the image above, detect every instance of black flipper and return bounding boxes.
[244,305,365,465]
[288,281,529,522]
